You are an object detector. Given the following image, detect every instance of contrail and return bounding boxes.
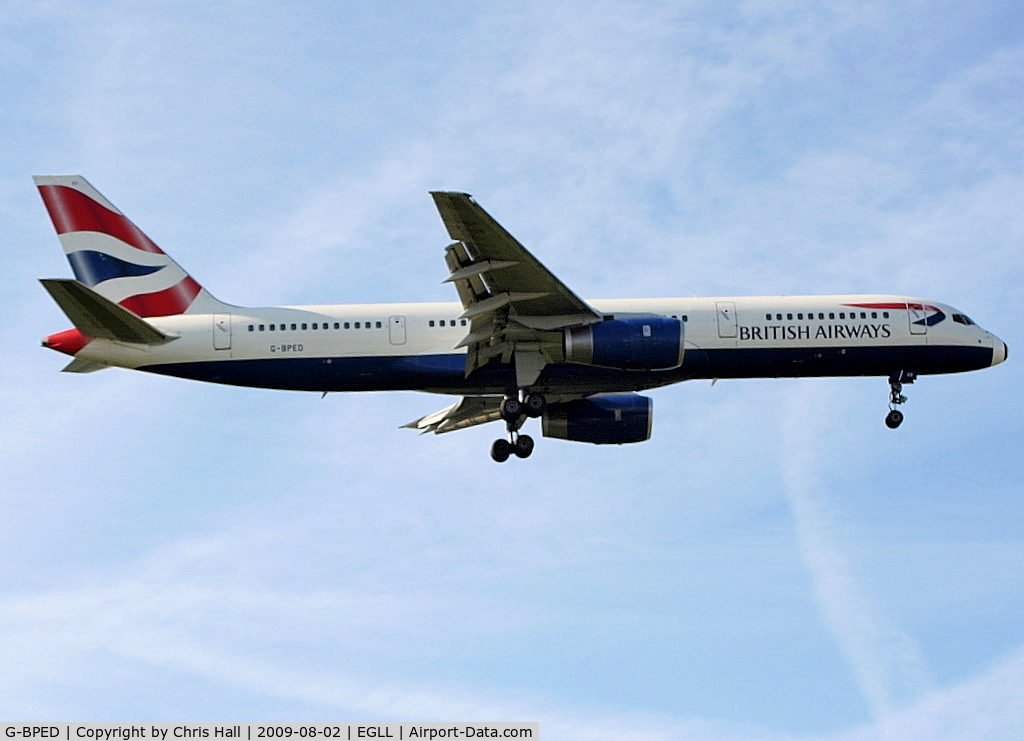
[780,383,931,720]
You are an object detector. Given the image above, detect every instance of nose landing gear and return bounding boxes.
[491,392,546,462]
[885,371,915,429]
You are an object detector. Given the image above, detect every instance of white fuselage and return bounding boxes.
[71,294,1007,395]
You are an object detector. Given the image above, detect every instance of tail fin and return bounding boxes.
[34,175,230,316]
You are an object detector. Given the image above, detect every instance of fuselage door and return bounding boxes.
[213,314,232,350]
[389,315,407,345]
[908,303,928,335]
[716,301,738,338]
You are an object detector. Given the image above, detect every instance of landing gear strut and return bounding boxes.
[491,391,546,462]
[885,371,915,429]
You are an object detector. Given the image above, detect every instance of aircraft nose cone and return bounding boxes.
[993,339,1008,366]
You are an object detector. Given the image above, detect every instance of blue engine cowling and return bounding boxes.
[542,394,653,444]
[564,317,684,370]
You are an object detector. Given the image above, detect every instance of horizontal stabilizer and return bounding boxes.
[62,357,109,373]
[40,278,176,345]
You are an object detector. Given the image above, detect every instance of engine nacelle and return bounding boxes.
[564,317,684,370]
[542,394,653,445]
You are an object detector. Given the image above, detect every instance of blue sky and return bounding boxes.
[2,1,1023,738]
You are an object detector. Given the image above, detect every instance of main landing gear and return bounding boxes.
[490,435,534,462]
[885,371,916,429]
[491,392,547,462]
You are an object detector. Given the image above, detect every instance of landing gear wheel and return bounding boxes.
[514,434,535,458]
[490,439,512,462]
[523,393,547,418]
[885,371,913,429]
[500,397,522,423]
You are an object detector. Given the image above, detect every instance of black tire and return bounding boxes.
[491,439,512,462]
[523,393,547,418]
[885,410,904,429]
[514,434,535,458]
[500,397,522,422]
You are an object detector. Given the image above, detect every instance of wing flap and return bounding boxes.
[444,259,520,283]
[403,396,503,434]
[431,192,601,380]
[431,192,600,322]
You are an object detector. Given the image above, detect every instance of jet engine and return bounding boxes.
[564,317,683,370]
[542,394,653,444]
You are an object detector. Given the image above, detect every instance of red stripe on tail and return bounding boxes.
[38,184,165,254]
[119,276,202,317]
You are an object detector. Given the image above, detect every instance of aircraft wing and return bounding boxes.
[430,192,601,381]
[402,396,503,434]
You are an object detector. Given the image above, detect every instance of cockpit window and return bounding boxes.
[952,314,975,326]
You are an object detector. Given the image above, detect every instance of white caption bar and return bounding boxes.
[1,725,538,741]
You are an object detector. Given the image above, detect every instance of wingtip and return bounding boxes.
[429,190,475,207]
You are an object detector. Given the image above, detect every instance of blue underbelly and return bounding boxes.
[138,344,993,393]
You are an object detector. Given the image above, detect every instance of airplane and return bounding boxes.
[36,175,1008,462]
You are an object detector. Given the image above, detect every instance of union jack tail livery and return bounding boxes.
[34,176,227,317]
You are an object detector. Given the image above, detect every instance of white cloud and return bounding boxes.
[1,541,1021,739]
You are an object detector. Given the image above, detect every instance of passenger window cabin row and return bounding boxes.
[763,311,891,321]
[248,321,382,332]
[246,310,909,334]
[246,318,472,333]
